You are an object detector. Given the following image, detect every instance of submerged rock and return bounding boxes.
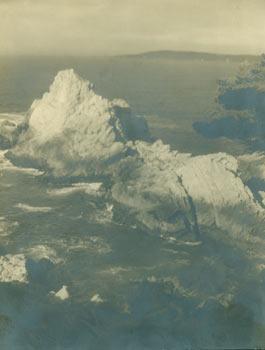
[0,254,27,283]
[90,293,104,304]
[50,285,70,301]
[0,113,27,149]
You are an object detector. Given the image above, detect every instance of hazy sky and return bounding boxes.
[1,0,265,56]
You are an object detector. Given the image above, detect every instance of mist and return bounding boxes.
[1,0,265,56]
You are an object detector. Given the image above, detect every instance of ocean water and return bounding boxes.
[0,56,263,349]
[0,56,245,155]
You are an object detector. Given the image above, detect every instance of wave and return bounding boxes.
[14,203,53,213]
[47,182,103,196]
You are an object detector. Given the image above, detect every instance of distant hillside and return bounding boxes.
[122,50,258,62]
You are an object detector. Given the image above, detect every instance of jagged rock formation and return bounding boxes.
[9,69,149,176]
[191,55,265,237]
[112,140,265,240]
[2,69,265,242]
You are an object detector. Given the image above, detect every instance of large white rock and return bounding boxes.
[177,152,264,238]
[112,140,265,240]
[10,69,149,176]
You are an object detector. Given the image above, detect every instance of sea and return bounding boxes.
[0,55,262,349]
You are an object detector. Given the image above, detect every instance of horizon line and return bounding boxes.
[0,49,261,58]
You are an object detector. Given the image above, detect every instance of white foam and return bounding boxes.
[15,203,52,213]
[160,235,202,246]
[23,245,63,264]
[47,182,103,196]
[100,266,132,275]
[70,236,111,254]
[0,151,43,176]
[86,203,114,224]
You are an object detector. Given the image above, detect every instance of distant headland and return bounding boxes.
[121,50,259,62]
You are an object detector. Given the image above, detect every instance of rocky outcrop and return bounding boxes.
[9,69,149,176]
[112,141,265,240]
[2,69,265,242]
[0,254,27,283]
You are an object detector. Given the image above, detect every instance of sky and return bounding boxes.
[0,0,265,56]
